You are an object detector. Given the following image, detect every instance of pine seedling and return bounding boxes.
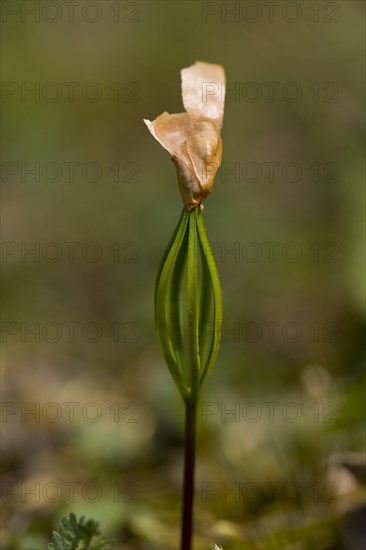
[145,61,226,550]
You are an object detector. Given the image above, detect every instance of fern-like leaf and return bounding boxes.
[48,513,112,550]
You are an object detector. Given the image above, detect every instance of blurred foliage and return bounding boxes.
[1,0,365,549]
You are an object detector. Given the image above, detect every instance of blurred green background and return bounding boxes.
[1,1,365,549]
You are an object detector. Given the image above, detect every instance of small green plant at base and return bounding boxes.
[48,513,112,550]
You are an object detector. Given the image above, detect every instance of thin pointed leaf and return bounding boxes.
[186,210,200,401]
[169,228,189,380]
[197,219,215,368]
[196,210,223,385]
[155,210,190,398]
